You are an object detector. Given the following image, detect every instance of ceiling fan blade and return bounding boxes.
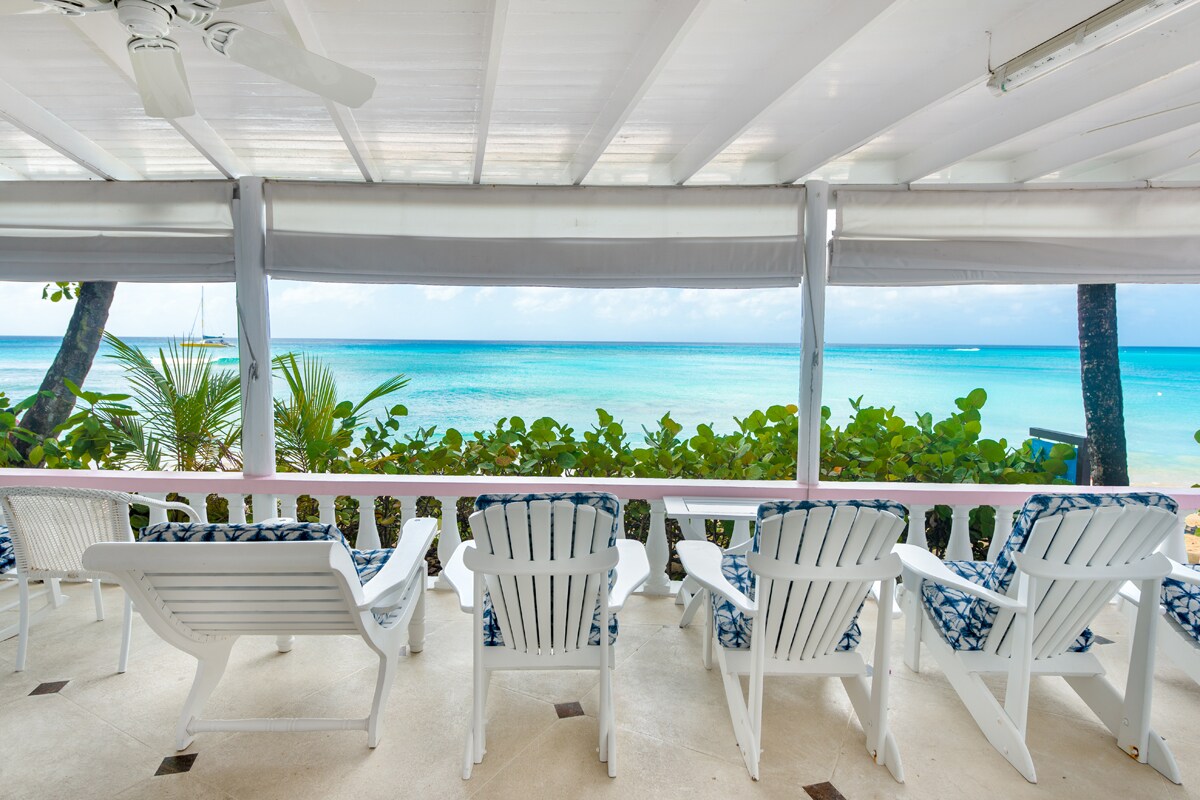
[0,0,52,15]
[205,22,375,108]
[128,38,195,119]
[215,0,267,8]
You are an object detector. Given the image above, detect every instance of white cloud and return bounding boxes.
[422,286,465,302]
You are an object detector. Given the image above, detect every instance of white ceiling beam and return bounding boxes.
[1071,123,1200,181]
[895,4,1200,183]
[667,0,897,185]
[472,0,508,184]
[0,77,140,180]
[68,14,246,179]
[271,0,379,182]
[567,0,708,185]
[775,39,986,184]
[1011,88,1200,181]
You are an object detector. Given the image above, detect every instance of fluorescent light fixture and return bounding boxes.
[988,0,1200,95]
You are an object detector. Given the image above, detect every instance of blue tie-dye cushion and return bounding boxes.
[1162,563,1200,644]
[474,493,620,648]
[920,493,1176,653]
[0,526,14,573]
[140,521,392,586]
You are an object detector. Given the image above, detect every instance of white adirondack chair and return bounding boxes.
[82,516,437,750]
[441,492,650,779]
[675,499,907,781]
[897,492,1181,784]
[0,486,199,673]
[1119,538,1200,685]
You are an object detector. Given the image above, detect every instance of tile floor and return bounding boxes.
[1,580,1199,799]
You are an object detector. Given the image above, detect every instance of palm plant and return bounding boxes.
[104,334,241,471]
[272,352,408,472]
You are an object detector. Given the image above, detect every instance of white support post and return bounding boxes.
[798,180,828,487]
[947,505,974,561]
[644,499,671,595]
[435,496,461,590]
[316,495,336,526]
[223,494,247,524]
[354,495,381,550]
[280,495,298,520]
[400,496,418,527]
[145,493,169,525]
[234,176,276,520]
[989,505,1021,562]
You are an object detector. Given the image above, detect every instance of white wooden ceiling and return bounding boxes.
[1,0,1199,185]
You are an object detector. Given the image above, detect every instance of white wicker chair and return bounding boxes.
[0,486,200,673]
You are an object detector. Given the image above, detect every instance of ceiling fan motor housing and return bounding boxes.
[115,0,174,38]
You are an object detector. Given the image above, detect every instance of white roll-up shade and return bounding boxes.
[831,188,1200,286]
[266,182,805,287]
[0,181,236,282]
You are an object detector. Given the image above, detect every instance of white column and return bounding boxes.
[354,495,381,550]
[797,180,828,486]
[234,176,276,518]
[947,505,974,561]
[435,495,461,590]
[643,499,671,595]
[906,505,931,550]
[988,505,1021,562]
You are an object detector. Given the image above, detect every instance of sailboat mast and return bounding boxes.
[200,287,206,335]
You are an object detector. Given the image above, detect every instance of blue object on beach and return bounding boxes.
[1029,438,1078,483]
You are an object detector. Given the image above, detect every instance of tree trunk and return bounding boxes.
[15,281,117,459]
[1077,283,1128,486]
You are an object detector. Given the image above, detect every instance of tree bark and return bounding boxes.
[15,281,117,459]
[1077,283,1129,486]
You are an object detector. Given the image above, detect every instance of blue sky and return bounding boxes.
[2,280,1198,346]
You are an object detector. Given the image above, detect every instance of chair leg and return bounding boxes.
[16,575,30,672]
[716,646,759,780]
[92,579,105,621]
[602,666,617,778]
[902,580,922,673]
[702,590,713,670]
[275,635,295,653]
[408,572,426,654]
[1064,674,1180,784]
[117,594,133,674]
[842,675,904,783]
[367,651,398,748]
[176,643,234,751]
[49,579,66,609]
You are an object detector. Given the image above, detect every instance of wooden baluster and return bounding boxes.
[906,504,931,550]
[354,495,381,550]
[144,493,169,525]
[280,495,298,521]
[988,505,1021,562]
[644,499,671,595]
[616,500,627,540]
[946,505,974,561]
[730,519,751,550]
[174,494,209,523]
[399,496,418,529]
[435,496,460,590]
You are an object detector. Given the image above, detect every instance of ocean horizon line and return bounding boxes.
[2,335,1198,353]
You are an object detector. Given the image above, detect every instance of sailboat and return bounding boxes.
[181,288,232,348]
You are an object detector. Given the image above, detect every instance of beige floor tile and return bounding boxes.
[113,774,238,800]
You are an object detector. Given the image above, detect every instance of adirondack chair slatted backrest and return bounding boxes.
[127,522,374,641]
[752,501,906,661]
[470,493,618,655]
[984,495,1179,659]
[0,487,136,578]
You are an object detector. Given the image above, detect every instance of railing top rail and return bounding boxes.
[0,469,1197,506]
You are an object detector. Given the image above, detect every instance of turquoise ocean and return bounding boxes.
[1,337,1197,486]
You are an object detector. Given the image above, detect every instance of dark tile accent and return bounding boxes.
[555,701,585,719]
[29,681,68,695]
[804,782,847,800]
[1094,635,1115,646]
[155,754,198,776]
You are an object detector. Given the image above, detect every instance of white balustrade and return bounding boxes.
[280,495,298,520]
[435,496,461,589]
[906,505,931,550]
[988,505,1021,562]
[353,495,381,550]
[644,499,670,595]
[222,494,247,523]
[946,505,974,561]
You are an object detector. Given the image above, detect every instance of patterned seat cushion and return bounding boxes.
[919,492,1178,653]
[474,492,620,648]
[0,526,13,574]
[710,499,908,653]
[140,521,392,586]
[1162,563,1200,643]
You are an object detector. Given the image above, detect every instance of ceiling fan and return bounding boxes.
[0,0,376,119]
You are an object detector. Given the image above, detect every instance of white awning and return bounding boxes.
[0,181,236,282]
[265,182,805,288]
[830,188,1200,286]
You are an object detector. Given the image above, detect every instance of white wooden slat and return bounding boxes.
[801,507,857,660]
[987,514,1067,656]
[505,502,536,653]
[168,600,347,613]
[573,505,603,650]
[191,624,356,633]
[758,514,794,659]
[785,508,831,660]
[478,505,519,653]
[811,509,879,657]
[147,574,337,588]
[551,499,574,652]
[529,500,552,652]
[157,588,341,602]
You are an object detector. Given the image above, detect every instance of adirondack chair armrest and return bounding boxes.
[358,517,438,610]
[610,539,650,611]
[1168,559,1200,586]
[894,543,1023,612]
[1012,551,1171,582]
[676,540,756,617]
[442,541,476,612]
